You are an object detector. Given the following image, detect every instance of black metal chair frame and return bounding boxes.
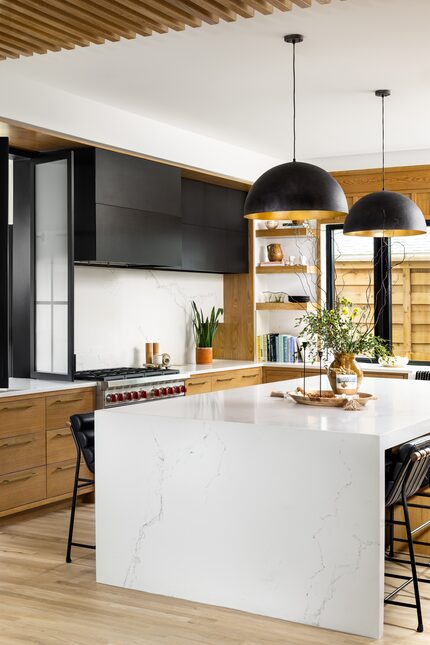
[66,419,95,563]
[385,441,430,633]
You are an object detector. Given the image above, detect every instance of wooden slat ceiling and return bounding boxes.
[0,0,341,61]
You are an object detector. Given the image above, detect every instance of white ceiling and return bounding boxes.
[3,0,430,163]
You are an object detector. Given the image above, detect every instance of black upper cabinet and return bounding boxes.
[95,204,181,267]
[94,149,180,216]
[74,149,248,274]
[74,148,182,267]
[181,178,248,273]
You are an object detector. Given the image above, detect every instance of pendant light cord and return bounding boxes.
[292,40,296,162]
[381,93,385,191]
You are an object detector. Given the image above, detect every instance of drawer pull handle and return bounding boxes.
[216,377,234,383]
[53,431,70,439]
[0,439,34,449]
[54,464,76,472]
[0,404,33,412]
[242,374,258,379]
[50,398,83,406]
[188,381,208,387]
[1,472,37,484]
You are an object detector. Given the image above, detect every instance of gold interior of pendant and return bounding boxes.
[244,210,348,221]
[344,229,427,237]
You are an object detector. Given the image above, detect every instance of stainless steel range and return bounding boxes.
[74,367,186,409]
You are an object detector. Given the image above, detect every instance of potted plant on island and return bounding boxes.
[192,301,224,365]
[297,298,389,394]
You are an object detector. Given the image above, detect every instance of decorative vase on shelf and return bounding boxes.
[328,353,363,395]
[196,347,213,365]
[265,221,279,230]
[267,243,283,262]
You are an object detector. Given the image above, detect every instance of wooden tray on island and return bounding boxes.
[287,389,375,408]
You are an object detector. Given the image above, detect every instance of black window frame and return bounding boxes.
[325,223,430,366]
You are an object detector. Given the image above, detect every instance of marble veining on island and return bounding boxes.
[95,376,430,639]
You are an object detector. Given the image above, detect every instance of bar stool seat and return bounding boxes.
[66,412,95,563]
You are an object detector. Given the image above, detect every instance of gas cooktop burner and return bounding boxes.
[74,367,180,382]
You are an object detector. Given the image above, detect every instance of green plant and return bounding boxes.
[191,301,224,348]
[296,298,389,358]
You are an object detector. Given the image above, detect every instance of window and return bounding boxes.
[391,229,430,361]
[325,223,430,363]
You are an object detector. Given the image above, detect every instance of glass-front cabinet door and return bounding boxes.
[31,153,73,379]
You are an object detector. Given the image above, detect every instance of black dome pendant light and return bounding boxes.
[343,90,426,237]
[244,34,348,222]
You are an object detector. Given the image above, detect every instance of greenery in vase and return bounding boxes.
[296,298,389,358]
[191,301,224,348]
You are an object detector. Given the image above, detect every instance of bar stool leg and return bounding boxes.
[402,490,424,632]
[66,450,81,564]
[389,506,394,558]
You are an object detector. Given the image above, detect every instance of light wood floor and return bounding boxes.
[0,502,430,644]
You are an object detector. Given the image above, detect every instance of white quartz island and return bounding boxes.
[95,376,430,639]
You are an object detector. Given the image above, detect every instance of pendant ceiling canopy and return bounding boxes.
[244,34,348,222]
[343,90,427,237]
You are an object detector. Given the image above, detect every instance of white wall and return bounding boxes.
[74,266,223,370]
[0,69,282,183]
[309,148,430,172]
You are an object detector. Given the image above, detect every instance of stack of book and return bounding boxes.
[257,334,298,363]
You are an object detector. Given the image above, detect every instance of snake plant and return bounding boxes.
[191,301,223,348]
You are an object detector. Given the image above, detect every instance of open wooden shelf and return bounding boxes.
[256,302,316,311]
[255,228,309,238]
[256,265,318,274]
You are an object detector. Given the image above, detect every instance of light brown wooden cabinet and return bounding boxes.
[186,367,262,395]
[262,365,409,384]
[0,386,96,518]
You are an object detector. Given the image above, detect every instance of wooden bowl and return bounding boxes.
[288,390,375,408]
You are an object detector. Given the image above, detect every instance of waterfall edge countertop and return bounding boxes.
[95,376,430,639]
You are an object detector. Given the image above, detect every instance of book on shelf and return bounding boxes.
[256,333,299,363]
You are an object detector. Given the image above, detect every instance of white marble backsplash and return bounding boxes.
[74,266,223,370]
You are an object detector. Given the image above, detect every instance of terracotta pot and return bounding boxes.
[267,243,283,262]
[328,353,363,395]
[196,347,213,365]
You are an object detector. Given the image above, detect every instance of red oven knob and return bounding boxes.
[126,392,133,401]
[154,388,161,397]
[167,387,174,395]
[107,393,118,403]
[174,386,181,394]
[180,385,186,393]
[140,390,147,399]
[133,391,140,400]
[161,387,167,396]
[117,392,125,402]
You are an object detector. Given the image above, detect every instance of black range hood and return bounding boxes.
[74,148,182,268]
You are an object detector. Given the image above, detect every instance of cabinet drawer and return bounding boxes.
[0,432,45,476]
[47,428,75,464]
[46,390,95,431]
[0,466,46,512]
[263,367,319,384]
[185,377,212,395]
[236,368,262,388]
[363,371,407,380]
[0,397,45,439]
[47,459,93,498]
[211,373,241,391]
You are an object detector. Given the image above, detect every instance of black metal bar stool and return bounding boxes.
[66,412,95,563]
[385,435,430,632]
